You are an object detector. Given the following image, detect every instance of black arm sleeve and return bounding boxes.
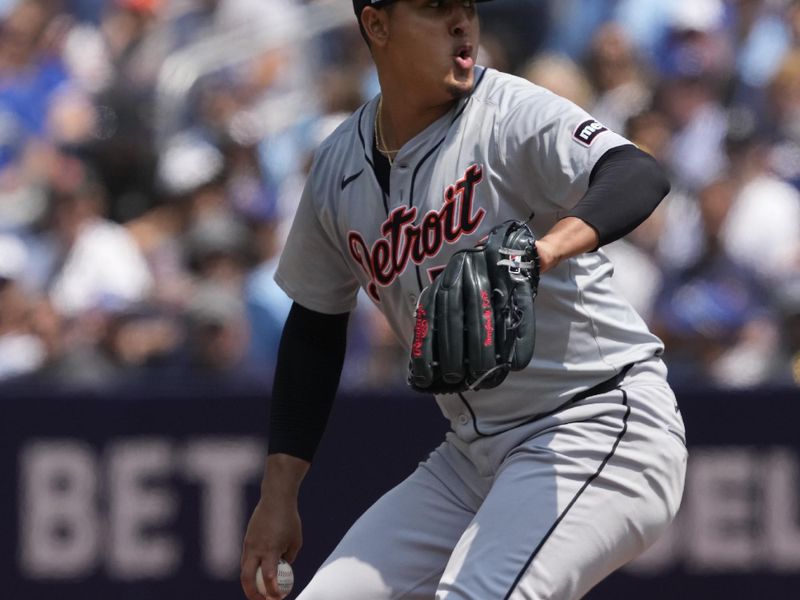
[267,301,349,462]
[567,144,671,248]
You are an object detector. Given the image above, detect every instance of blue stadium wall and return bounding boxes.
[3,382,800,599]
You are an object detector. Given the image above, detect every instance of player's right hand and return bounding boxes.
[240,496,301,600]
[241,455,308,600]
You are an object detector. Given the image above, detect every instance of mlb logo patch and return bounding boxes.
[573,119,608,146]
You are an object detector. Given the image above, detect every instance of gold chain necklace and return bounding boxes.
[375,96,400,166]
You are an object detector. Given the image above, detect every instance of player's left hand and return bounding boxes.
[408,220,540,394]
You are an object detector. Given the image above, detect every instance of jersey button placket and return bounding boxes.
[389,162,411,209]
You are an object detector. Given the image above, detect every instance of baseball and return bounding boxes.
[256,560,294,598]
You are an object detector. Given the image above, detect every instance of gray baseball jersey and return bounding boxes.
[277,66,686,600]
[275,67,663,437]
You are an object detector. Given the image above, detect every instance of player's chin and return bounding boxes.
[445,70,474,100]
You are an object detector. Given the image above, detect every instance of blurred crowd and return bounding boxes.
[0,0,798,393]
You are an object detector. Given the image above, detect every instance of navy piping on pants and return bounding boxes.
[502,389,631,600]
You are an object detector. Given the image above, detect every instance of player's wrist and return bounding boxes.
[533,239,561,273]
[538,217,600,272]
[262,454,310,496]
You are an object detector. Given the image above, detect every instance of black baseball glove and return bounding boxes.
[408,220,541,394]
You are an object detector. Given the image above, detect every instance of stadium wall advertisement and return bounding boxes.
[3,383,800,599]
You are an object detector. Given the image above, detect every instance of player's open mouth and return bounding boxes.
[454,46,474,70]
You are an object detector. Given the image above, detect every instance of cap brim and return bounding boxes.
[356,0,494,16]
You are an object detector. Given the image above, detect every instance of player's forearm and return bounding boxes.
[268,302,349,462]
[261,454,311,498]
[536,216,599,273]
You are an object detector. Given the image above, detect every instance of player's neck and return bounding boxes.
[377,89,457,151]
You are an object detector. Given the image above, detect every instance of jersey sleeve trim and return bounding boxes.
[274,271,358,315]
[491,83,631,212]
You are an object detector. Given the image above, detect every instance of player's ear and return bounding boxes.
[361,6,390,48]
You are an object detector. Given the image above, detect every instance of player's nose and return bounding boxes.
[448,3,475,37]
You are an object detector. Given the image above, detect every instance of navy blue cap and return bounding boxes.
[353,0,492,17]
[353,0,396,16]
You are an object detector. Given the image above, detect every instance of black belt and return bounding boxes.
[571,363,634,403]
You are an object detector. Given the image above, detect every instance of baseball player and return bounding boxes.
[241,1,688,599]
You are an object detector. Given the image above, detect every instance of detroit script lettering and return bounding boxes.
[348,164,485,302]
